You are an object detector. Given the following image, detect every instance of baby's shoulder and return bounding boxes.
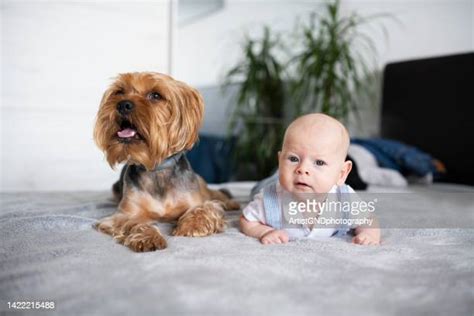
[334,184,357,194]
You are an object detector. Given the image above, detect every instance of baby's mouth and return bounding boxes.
[295,181,312,189]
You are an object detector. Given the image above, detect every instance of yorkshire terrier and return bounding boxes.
[94,72,239,252]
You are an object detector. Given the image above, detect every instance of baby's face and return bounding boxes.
[278,115,351,196]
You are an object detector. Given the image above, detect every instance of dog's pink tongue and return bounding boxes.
[117,128,137,138]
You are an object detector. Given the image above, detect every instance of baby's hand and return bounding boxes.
[260,229,289,245]
[352,230,380,246]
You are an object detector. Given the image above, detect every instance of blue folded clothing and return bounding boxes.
[186,134,235,183]
[351,138,441,178]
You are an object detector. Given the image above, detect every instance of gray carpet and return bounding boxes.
[0,183,473,315]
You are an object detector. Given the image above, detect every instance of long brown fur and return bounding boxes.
[93,72,239,252]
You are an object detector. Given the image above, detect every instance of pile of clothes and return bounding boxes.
[188,135,446,191]
[347,138,446,189]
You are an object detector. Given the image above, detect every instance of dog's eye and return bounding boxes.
[148,92,162,101]
[114,89,124,96]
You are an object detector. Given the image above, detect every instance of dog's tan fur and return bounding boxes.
[94,72,239,252]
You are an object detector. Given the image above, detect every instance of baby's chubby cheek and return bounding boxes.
[277,164,293,190]
[278,178,293,192]
[315,182,337,195]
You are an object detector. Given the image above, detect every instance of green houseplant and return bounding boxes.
[224,27,287,180]
[290,0,379,120]
[224,0,383,180]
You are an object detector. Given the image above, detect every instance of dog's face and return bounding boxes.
[94,72,203,170]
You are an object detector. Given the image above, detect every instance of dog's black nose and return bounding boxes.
[117,100,134,115]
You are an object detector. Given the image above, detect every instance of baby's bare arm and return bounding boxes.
[239,215,274,239]
[239,216,289,244]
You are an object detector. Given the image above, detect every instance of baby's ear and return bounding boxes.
[337,160,353,186]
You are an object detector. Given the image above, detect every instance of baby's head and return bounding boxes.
[278,113,352,195]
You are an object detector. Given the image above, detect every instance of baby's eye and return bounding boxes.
[288,155,299,163]
[315,160,326,166]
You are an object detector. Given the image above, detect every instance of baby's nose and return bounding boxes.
[296,162,311,175]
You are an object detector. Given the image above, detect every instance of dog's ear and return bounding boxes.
[99,84,115,108]
[167,81,204,153]
[93,79,124,170]
[94,84,116,151]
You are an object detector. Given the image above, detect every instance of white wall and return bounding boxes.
[174,0,319,87]
[343,0,473,66]
[1,0,170,191]
[174,0,473,136]
[1,0,473,191]
[176,0,473,86]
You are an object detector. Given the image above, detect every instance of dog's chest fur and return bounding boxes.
[118,157,205,221]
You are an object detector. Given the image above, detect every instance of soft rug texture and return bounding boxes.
[0,183,473,315]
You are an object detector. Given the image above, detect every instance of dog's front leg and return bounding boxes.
[120,220,167,252]
[95,213,167,252]
[95,213,128,237]
[173,201,226,237]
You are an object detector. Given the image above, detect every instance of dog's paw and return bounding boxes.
[173,224,212,237]
[123,224,167,252]
[94,214,129,237]
[94,219,115,236]
[173,202,226,237]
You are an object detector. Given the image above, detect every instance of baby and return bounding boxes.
[240,113,380,245]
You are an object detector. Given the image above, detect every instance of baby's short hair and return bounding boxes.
[283,113,350,159]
